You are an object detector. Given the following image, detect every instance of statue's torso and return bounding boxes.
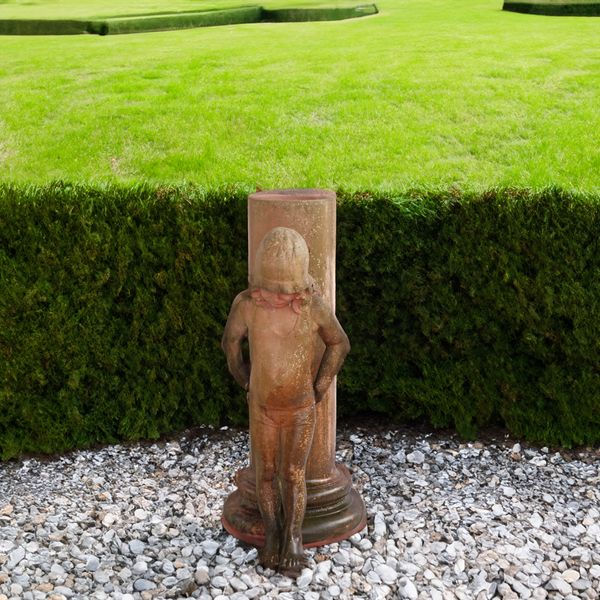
[247,300,322,410]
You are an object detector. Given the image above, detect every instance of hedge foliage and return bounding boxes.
[0,184,248,460]
[87,7,263,36]
[0,5,377,36]
[262,5,378,22]
[0,19,91,35]
[0,184,599,459]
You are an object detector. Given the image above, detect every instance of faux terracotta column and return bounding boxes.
[222,189,366,547]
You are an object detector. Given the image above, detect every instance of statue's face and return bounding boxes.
[259,288,296,309]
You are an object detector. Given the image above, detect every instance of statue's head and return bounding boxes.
[251,227,314,294]
[250,227,316,312]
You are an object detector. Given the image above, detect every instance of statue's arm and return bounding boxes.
[312,296,351,403]
[221,292,251,391]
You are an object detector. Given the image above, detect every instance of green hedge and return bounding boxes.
[0,184,248,459]
[0,19,91,35]
[87,6,263,36]
[336,188,600,448]
[1,184,599,459]
[0,4,377,36]
[503,1,600,15]
[262,5,378,22]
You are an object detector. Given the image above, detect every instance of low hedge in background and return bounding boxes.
[262,5,378,22]
[0,5,377,36]
[0,18,91,35]
[0,184,598,459]
[503,1,600,15]
[87,6,263,36]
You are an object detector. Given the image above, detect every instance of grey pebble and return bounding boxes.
[132,561,148,574]
[332,551,349,566]
[296,569,313,588]
[376,564,398,584]
[162,576,178,587]
[133,578,156,591]
[85,555,100,572]
[201,540,220,556]
[546,578,573,595]
[398,577,418,599]
[128,540,145,555]
[211,575,229,588]
[7,547,26,569]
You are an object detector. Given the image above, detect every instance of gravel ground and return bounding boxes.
[0,422,599,600]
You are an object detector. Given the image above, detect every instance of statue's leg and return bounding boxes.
[250,405,281,569]
[278,404,316,576]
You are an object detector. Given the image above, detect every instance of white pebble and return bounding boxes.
[376,564,398,584]
[561,569,580,583]
[407,450,425,465]
[398,576,418,599]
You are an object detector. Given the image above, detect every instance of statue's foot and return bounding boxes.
[278,551,309,577]
[278,537,309,578]
[258,543,280,570]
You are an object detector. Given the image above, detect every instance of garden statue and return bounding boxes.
[221,189,366,577]
[221,226,351,576]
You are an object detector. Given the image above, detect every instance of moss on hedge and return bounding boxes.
[0,184,599,458]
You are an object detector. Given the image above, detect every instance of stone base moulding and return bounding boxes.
[222,463,367,548]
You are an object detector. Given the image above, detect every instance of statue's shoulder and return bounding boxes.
[230,289,253,313]
[307,294,334,320]
[235,289,253,302]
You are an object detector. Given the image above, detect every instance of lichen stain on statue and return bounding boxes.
[221,227,350,577]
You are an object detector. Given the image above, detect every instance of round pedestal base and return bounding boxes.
[221,463,367,548]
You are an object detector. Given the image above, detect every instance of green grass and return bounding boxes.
[1,0,599,189]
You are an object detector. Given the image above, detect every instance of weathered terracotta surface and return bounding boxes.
[221,189,366,575]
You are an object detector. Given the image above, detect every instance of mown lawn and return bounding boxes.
[1,0,599,190]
